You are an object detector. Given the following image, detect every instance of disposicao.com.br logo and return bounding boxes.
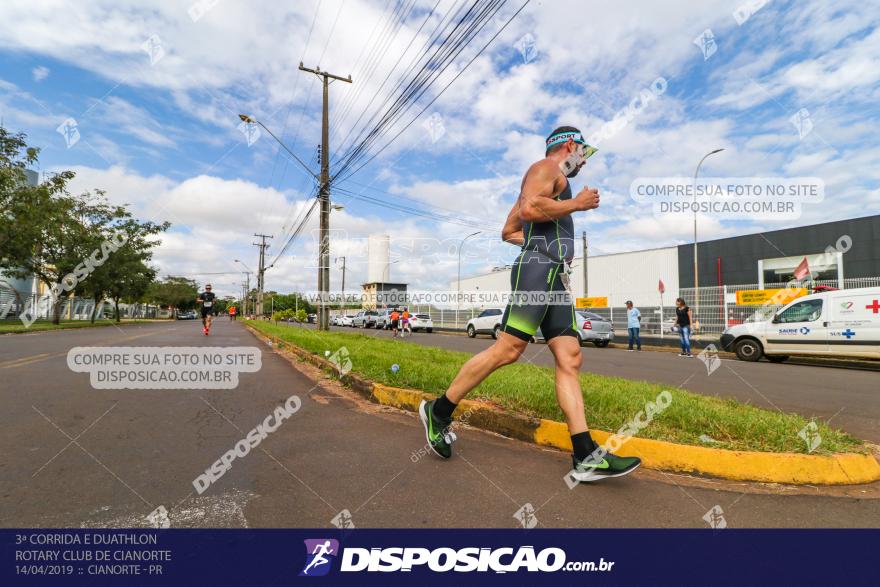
[301,539,340,577]
[300,542,614,575]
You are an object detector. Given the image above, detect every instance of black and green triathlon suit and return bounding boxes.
[500,179,578,342]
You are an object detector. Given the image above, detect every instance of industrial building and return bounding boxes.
[454,214,880,332]
[361,233,408,309]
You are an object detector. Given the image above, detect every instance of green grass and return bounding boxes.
[248,321,865,455]
[0,319,158,334]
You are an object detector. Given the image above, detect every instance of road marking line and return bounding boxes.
[0,329,169,370]
[0,353,51,369]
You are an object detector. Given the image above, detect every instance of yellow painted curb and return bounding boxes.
[245,323,880,487]
[374,384,880,486]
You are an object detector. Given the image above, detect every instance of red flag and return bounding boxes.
[793,257,810,280]
[658,279,666,294]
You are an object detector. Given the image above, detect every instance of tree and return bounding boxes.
[79,211,169,323]
[271,292,315,314]
[1,127,169,324]
[105,257,157,322]
[147,277,198,317]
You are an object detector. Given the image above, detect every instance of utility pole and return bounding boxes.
[253,233,273,317]
[299,62,352,330]
[582,231,588,298]
[241,273,251,317]
[336,256,347,308]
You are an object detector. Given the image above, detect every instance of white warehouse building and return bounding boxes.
[455,245,680,309]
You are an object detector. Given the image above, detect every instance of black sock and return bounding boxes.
[433,394,457,420]
[571,432,599,461]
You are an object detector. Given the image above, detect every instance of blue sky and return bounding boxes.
[1,0,878,298]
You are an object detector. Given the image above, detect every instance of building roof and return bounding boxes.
[361,282,408,287]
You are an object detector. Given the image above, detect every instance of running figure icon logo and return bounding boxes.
[300,539,340,577]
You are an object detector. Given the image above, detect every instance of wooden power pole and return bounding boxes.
[298,63,352,330]
[253,233,273,317]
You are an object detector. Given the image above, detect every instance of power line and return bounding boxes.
[327,0,398,138]
[336,0,530,184]
[338,178,504,226]
[258,0,324,236]
[328,0,414,142]
[270,196,320,266]
[334,186,501,230]
[332,0,514,182]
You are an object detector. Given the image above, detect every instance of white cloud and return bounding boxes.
[6,0,880,292]
[32,65,49,81]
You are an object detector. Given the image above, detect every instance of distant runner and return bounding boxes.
[196,284,216,336]
[401,308,411,336]
[390,308,400,338]
[229,305,237,321]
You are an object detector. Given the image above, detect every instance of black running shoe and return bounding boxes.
[569,451,641,482]
[418,399,456,459]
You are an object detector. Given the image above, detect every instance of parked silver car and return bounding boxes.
[535,311,614,347]
[376,308,398,329]
[352,310,379,328]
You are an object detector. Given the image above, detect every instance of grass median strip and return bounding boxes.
[0,319,156,334]
[250,321,865,455]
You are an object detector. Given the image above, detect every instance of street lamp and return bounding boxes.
[693,148,724,328]
[239,115,332,327]
[238,115,317,182]
[234,259,253,317]
[335,256,346,309]
[457,231,481,327]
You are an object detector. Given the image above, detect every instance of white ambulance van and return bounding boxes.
[720,287,880,362]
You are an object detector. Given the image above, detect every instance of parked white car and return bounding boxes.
[720,286,880,362]
[409,313,433,333]
[339,314,356,327]
[466,308,505,339]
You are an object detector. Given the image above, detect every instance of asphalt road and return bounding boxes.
[0,320,877,530]
[315,323,880,444]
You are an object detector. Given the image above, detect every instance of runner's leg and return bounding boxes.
[444,333,527,403]
[547,335,587,434]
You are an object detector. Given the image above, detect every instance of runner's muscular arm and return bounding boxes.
[519,160,599,222]
[501,199,524,245]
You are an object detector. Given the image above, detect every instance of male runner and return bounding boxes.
[419,126,641,482]
[196,284,216,335]
[390,308,400,338]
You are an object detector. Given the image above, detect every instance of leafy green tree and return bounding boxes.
[1,127,169,324]
[75,205,168,323]
[147,277,198,317]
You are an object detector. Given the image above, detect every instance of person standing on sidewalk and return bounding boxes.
[625,300,641,351]
[674,297,693,357]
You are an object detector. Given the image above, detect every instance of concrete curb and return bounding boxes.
[250,326,880,486]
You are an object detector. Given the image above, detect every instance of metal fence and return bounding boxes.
[380,277,880,335]
[673,277,880,334]
[1,288,162,322]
